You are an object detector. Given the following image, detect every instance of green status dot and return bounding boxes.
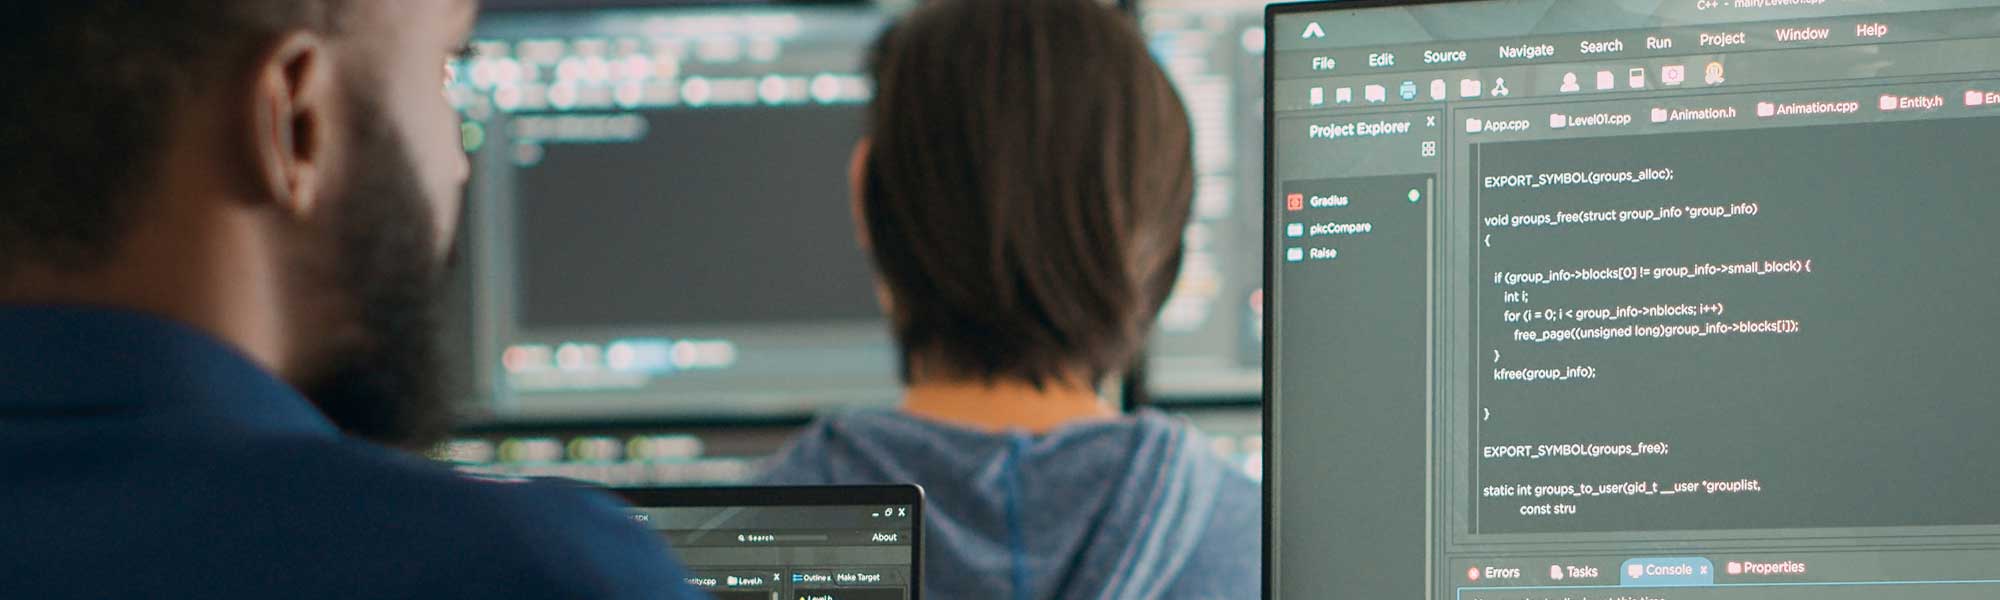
[461,121,486,153]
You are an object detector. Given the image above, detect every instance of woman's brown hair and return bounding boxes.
[859,0,1195,388]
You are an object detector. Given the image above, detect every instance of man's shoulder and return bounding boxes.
[3,428,704,598]
[220,435,702,598]
[246,433,615,514]
[250,434,648,537]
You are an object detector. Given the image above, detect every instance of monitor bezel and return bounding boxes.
[616,484,926,597]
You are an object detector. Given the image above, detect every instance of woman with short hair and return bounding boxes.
[759,1,1261,597]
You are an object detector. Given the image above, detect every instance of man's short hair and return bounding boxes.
[0,2,346,277]
[859,0,1196,387]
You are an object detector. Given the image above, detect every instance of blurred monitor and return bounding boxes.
[441,418,806,487]
[448,2,895,421]
[1135,0,1268,403]
[443,408,1256,488]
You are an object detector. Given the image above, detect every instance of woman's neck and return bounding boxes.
[900,378,1119,434]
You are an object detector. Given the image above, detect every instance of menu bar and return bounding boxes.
[1275,6,1999,81]
[1273,0,2000,52]
[1275,35,2000,113]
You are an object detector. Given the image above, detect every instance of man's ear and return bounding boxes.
[848,137,872,251]
[246,32,336,219]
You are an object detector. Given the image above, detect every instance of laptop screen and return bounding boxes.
[622,490,918,599]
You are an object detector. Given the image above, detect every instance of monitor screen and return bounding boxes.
[449,4,896,420]
[620,489,918,599]
[1138,0,1269,401]
[1267,0,2000,597]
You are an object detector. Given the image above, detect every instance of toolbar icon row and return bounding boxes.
[1310,78,1510,106]
[1561,63,1723,93]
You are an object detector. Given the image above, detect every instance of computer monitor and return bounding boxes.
[1136,0,1269,402]
[448,2,896,420]
[618,486,923,599]
[1266,0,2000,597]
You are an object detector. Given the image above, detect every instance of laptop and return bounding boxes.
[617,485,924,599]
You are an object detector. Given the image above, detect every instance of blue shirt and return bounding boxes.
[759,409,1262,599]
[0,307,705,599]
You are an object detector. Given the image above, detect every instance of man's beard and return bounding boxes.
[299,111,458,452]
